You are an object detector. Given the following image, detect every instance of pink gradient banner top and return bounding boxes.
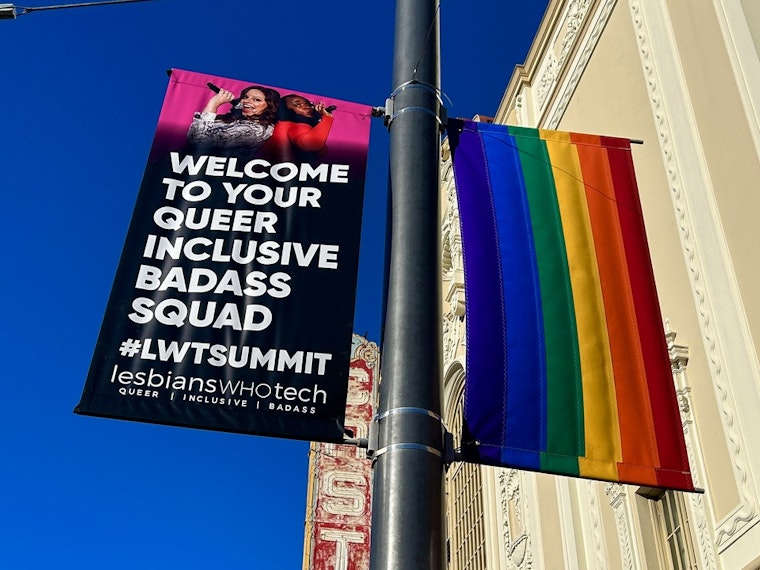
[151,68,372,166]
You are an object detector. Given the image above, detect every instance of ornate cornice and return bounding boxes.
[534,0,595,112]
[498,1,620,126]
[545,0,618,128]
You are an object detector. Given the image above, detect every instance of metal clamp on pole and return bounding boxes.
[372,442,443,460]
[367,407,458,463]
[382,80,448,130]
[375,405,442,422]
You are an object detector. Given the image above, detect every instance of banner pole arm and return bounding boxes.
[369,0,445,568]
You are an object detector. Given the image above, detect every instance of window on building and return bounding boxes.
[445,386,487,570]
[447,460,487,569]
[647,489,698,570]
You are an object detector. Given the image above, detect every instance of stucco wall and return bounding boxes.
[741,0,760,58]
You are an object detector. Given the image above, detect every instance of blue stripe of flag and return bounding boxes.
[451,121,507,463]
[481,125,545,469]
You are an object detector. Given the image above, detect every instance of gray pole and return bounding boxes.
[369,0,444,569]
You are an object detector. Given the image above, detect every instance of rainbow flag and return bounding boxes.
[448,119,694,492]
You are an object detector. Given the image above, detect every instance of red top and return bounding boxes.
[262,115,334,162]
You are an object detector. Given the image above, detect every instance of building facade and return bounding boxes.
[441,0,760,568]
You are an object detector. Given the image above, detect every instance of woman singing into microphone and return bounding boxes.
[261,94,334,164]
[187,85,280,159]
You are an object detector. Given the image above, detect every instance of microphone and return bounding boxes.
[207,83,240,108]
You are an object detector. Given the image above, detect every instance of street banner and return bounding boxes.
[76,69,372,443]
[448,119,695,491]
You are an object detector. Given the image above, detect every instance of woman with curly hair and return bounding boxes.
[187,85,280,159]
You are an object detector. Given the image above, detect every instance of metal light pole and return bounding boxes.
[370,0,445,568]
[0,0,151,20]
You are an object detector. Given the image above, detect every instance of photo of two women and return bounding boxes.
[186,83,336,164]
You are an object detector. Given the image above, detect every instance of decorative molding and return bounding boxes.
[509,0,617,126]
[536,53,560,111]
[628,0,759,550]
[605,483,637,569]
[586,481,608,569]
[514,94,526,126]
[545,0,619,129]
[441,162,464,371]
[498,470,533,569]
[561,0,595,59]
[441,161,463,277]
[442,362,466,453]
[443,304,462,369]
[666,324,719,569]
[535,0,595,115]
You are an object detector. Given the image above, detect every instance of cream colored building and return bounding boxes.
[441,0,760,568]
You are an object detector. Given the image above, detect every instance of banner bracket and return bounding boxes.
[343,436,369,449]
[382,79,448,130]
[374,406,442,422]
[365,407,457,465]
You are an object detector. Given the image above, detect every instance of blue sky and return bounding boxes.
[0,1,547,567]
